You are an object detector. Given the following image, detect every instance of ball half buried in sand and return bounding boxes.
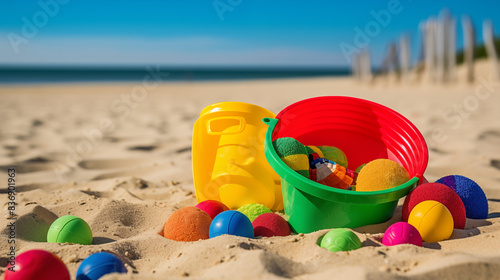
[163,207,212,242]
[209,210,254,238]
[237,203,272,222]
[76,252,127,280]
[320,228,362,252]
[408,200,454,243]
[356,159,410,191]
[47,215,93,245]
[196,200,229,219]
[4,249,70,280]
[252,213,291,237]
[382,222,422,247]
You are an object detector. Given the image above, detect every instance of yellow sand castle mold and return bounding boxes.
[192,102,282,211]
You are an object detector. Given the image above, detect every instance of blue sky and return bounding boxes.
[0,0,499,68]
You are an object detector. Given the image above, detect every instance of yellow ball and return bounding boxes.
[408,200,454,243]
[355,159,410,191]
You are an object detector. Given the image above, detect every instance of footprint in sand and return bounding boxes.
[128,145,158,151]
[490,159,500,170]
[103,137,120,143]
[478,130,500,142]
[32,119,44,126]
[89,163,167,181]
[3,145,17,151]
[429,147,448,154]
[0,157,56,173]
[24,156,51,163]
[78,158,151,170]
[175,146,191,154]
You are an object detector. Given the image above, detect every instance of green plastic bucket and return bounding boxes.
[263,96,428,233]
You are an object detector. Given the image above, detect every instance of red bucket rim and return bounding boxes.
[275,95,428,181]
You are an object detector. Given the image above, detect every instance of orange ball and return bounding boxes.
[163,207,212,241]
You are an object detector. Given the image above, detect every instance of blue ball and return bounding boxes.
[76,252,127,280]
[209,210,254,238]
[436,175,489,219]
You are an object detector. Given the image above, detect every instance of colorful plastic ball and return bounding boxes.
[402,183,466,229]
[163,207,212,241]
[47,215,93,245]
[76,252,127,280]
[273,137,309,178]
[408,200,454,243]
[4,249,70,280]
[317,146,348,168]
[436,175,489,219]
[319,228,362,252]
[382,222,422,247]
[196,200,229,219]
[237,203,272,222]
[209,210,254,238]
[356,159,410,192]
[252,213,291,237]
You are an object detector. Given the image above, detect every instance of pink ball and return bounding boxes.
[382,222,422,247]
[195,200,229,219]
[4,249,70,280]
[252,213,291,237]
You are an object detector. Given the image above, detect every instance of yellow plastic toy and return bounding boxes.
[192,102,282,211]
[408,200,454,243]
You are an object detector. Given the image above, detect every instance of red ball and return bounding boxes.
[252,213,291,237]
[196,200,229,219]
[4,249,70,280]
[402,183,466,229]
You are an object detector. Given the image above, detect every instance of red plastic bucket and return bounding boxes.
[263,96,428,233]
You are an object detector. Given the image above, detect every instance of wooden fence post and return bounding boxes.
[400,34,411,82]
[447,15,457,82]
[424,17,438,82]
[461,15,475,83]
[483,19,500,80]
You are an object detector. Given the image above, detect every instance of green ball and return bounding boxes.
[320,228,362,252]
[237,203,272,222]
[273,138,309,178]
[318,146,348,168]
[47,215,93,245]
[272,137,307,158]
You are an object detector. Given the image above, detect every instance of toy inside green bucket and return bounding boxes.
[263,96,428,233]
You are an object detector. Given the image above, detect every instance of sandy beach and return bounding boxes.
[1,62,500,279]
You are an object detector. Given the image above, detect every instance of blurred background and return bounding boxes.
[0,0,499,83]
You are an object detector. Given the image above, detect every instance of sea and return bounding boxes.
[0,66,350,84]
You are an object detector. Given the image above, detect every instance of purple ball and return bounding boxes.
[436,175,488,219]
[382,222,422,247]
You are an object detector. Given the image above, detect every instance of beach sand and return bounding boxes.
[1,62,500,279]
